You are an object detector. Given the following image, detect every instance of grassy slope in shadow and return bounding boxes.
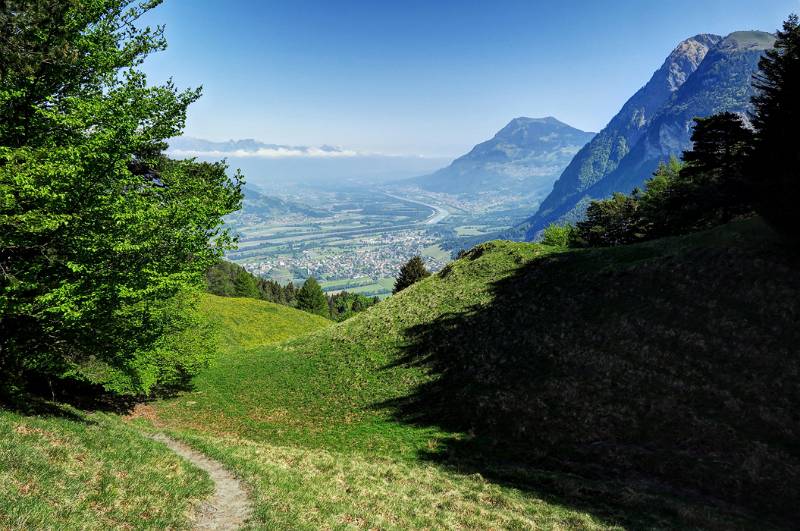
[155,218,798,528]
[389,217,799,525]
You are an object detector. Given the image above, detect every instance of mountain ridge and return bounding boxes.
[405,116,594,201]
[167,137,357,157]
[519,30,775,239]
[516,34,722,237]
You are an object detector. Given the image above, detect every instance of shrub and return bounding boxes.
[393,256,431,294]
[540,223,576,247]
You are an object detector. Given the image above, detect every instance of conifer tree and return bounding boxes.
[284,282,297,306]
[672,113,754,227]
[233,268,260,298]
[393,256,431,294]
[296,277,328,317]
[750,14,800,235]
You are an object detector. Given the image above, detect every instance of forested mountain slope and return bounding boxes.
[519,31,774,239]
[409,117,594,200]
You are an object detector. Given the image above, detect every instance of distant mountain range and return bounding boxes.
[407,117,594,202]
[517,30,775,239]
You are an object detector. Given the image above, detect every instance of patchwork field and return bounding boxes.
[224,188,523,297]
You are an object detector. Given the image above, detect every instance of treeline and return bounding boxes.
[205,261,379,322]
[543,16,798,248]
[206,261,298,304]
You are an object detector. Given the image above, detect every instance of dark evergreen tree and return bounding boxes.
[258,279,286,304]
[574,110,759,248]
[750,14,800,236]
[205,261,237,296]
[296,277,329,317]
[206,260,300,304]
[393,256,431,294]
[284,282,297,306]
[233,268,259,298]
[673,113,753,227]
[637,157,683,238]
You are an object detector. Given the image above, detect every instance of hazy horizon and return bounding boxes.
[142,0,796,159]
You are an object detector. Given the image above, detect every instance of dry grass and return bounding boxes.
[0,406,212,529]
[166,430,617,530]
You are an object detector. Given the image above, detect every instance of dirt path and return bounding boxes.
[150,433,251,530]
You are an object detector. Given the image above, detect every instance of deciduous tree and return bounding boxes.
[0,1,242,395]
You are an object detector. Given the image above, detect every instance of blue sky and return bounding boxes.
[141,0,798,158]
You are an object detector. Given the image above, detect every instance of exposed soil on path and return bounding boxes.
[149,433,251,530]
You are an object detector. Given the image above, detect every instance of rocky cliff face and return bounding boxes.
[409,117,594,201]
[587,31,776,201]
[518,34,723,238]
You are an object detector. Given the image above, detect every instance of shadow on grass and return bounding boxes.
[0,391,92,422]
[0,374,196,419]
[379,235,800,528]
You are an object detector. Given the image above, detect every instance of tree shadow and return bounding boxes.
[0,373,196,419]
[0,392,93,423]
[378,237,800,528]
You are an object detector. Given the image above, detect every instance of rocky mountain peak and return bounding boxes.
[662,34,722,91]
[407,117,593,197]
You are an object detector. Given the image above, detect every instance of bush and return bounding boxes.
[75,290,219,395]
[328,291,379,322]
[540,223,576,247]
[574,192,644,247]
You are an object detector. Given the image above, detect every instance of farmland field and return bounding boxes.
[226,187,524,297]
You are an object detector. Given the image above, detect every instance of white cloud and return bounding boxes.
[168,146,360,159]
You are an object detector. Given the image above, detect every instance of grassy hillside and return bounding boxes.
[164,430,616,530]
[0,405,212,529]
[5,220,794,528]
[154,217,798,528]
[0,293,331,529]
[155,267,630,528]
[198,293,332,351]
